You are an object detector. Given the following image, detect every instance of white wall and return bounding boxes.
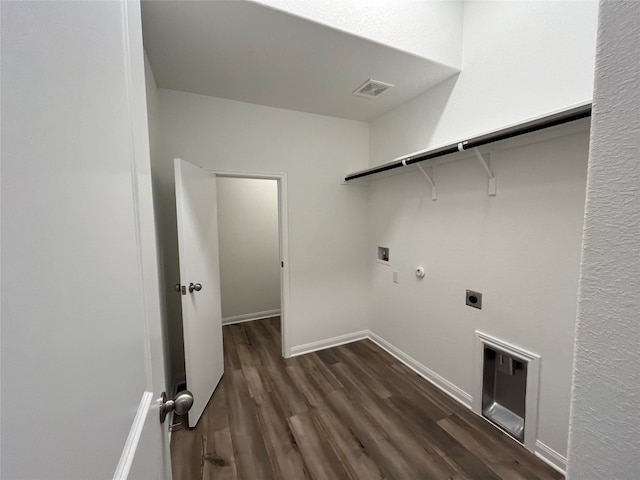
[369,0,598,167]
[145,54,186,393]
[566,1,640,478]
[362,1,598,463]
[256,0,463,68]
[217,177,281,320]
[154,89,370,355]
[139,3,604,470]
[368,129,589,461]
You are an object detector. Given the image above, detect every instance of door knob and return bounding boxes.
[159,390,194,423]
[189,282,202,293]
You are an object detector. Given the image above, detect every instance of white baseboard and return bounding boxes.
[289,329,472,409]
[366,331,473,409]
[289,328,564,472]
[222,309,280,325]
[289,330,369,357]
[535,440,567,474]
[368,332,566,471]
[289,329,472,408]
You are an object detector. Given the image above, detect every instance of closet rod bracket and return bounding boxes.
[404,159,437,201]
[473,148,497,196]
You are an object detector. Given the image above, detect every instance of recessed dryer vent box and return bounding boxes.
[377,246,390,264]
[482,346,527,443]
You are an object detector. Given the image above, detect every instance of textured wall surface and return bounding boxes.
[566,1,640,478]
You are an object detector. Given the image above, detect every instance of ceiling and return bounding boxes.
[141,1,459,122]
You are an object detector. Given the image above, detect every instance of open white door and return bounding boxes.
[2,1,172,479]
[174,158,225,427]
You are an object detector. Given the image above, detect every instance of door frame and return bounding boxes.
[212,170,291,358]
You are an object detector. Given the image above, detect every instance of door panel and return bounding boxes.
[1,1,169,478]
[174,158,224,427]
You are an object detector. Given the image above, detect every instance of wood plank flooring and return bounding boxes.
[170,318,563,480]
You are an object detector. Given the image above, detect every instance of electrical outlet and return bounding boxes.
[466,290,482,309]
[393,271,399,284]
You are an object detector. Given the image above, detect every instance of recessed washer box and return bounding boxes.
[377,246,390,265]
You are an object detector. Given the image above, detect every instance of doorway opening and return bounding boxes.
[214,171,289,358]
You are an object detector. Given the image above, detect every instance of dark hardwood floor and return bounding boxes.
[171,317,562,480]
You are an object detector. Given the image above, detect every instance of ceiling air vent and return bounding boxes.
[352,79,394,98]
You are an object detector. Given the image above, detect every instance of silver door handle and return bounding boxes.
[189,283,202,293]
[159,390,193,423]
